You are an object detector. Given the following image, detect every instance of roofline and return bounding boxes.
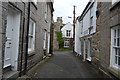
[78,0,95,21]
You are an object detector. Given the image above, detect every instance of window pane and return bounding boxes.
[118,48,120,56]
[29,22,34,35]
[28,37,32,48]
[118,29,120,37]
[114,38,116,46]
[118,57,120,66]
[115,48,118,55]
[117,38,120,46]
[114,30,116,37]
[115,56,118,64]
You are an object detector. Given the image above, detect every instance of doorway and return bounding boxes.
[87,39,91,61]
[4,6,21,71]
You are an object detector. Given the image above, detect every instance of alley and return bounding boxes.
[31,51,102,78]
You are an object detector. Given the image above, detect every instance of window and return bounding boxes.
[111,27,120,70]
[90,6,93,27]
[81,21,83,34]
[45,4,48,22]
[66,30,71,37]
[64,40,69,47]
[43,30,47,50]
[28,19,36,52]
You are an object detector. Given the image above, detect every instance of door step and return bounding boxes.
[3,65,12,74]
[3,71,19,79]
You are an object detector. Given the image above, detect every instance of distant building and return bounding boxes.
[54,17,64,32]
[53,17,64,50]
[61,22,73,48]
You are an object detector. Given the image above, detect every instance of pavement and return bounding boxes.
[22,50,104,78]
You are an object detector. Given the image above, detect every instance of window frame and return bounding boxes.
[28,19,36,53]
[64,40,69,47]
[66,30,71,37]
[43,30,47,50]
[110,26,120,70]
[45,4,48,22]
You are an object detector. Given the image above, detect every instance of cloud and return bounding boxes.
[53,0,89,24]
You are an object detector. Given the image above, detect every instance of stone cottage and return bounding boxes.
[97,1,120,79]
[75,0,120,79]
[0,1,54,79]
[53,17,64,50]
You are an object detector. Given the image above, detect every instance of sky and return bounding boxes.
[53,0,89,24]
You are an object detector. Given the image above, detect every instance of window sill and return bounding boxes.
[110,2,120,11]
[108,67,120,78]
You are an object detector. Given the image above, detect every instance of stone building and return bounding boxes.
[0,1,54,79]
[53,17,64,50]
[75,0,120,79]
[54,17,64,32]
[97,1,120,78]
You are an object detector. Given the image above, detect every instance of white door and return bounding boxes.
[87,39,91,61]
[4,7,20,71]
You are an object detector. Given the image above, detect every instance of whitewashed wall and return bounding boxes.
[61,22,73,38]
[80,2,97,37]
[75,20,81,55]
[75,2,97,54]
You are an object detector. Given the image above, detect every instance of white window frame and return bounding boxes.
[66,30,71,37]
[28,19,36,53]
[64,40,69,47]
[81,21,83,34]
[90,5,94,27]
[43,30,47,50]
[110,26,120,70]
[45,4,48,22]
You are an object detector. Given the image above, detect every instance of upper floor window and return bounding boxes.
[66,30,71,37]
[28,19,36,53]
[90,5,94,27]
[110,26,120,70]
[81,21,83,34]
[45,4,48,22]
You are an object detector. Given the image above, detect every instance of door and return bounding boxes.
[87,39,91,61]
[3,13,13,68]
[83,39,86,61]
[4,6,20,71]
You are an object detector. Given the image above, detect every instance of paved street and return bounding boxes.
[31,51,103,78]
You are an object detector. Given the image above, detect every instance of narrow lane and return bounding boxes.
[32,51,102,78]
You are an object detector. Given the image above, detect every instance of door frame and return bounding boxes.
[4,5,21,71]
[87,39,92,61]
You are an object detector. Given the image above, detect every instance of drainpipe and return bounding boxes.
[19,2,26,76]
[49,22,54,55]
[24,2,30,75]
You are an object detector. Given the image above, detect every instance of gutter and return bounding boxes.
[24,2,31,75]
